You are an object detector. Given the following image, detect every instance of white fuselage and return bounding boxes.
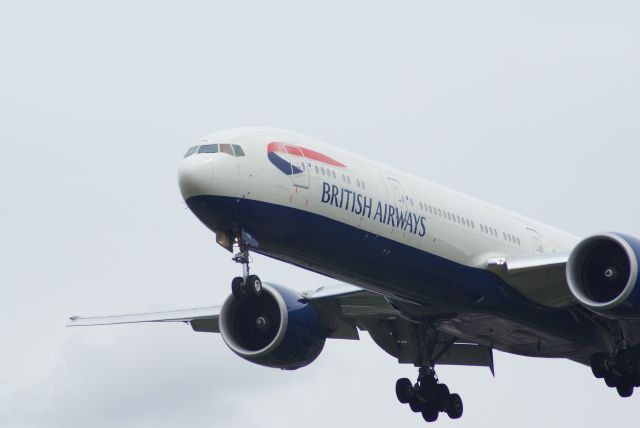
[180,127,579,271]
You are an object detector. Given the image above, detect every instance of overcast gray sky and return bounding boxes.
[1,1,640,427]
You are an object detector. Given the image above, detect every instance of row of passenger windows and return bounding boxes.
[418,201,476,229]
[184,144,245,158]
[305,162,367,190]
[503,232,521,245]
[414,199,522,246]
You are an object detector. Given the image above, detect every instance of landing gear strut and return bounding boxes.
[591,347,640,397]
[396,366,463,423]
[230,237,262,299]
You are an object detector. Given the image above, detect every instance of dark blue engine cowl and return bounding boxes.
[218,283,327,370]
[567,233,640,320]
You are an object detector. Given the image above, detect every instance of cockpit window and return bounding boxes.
[184,146,199,158]
[198,144,219,154]
[220,144,234,155]
[185,143,245,158]
[232,145,245,157]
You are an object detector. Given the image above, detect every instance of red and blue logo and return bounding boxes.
[267,142,347,175]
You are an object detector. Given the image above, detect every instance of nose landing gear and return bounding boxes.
[396,366,463,423]
[230,238,262,299]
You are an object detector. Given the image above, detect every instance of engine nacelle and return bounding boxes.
[218,283,327,369]
[567,233,640,319]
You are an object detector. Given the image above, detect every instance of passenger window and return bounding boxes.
[220,144,234,155]
[232,145,245,156]
[321,167,326,176]
[315,165,320,174]
[332,171,336,179]
[362,181,366,189]
[447,212,451,220]
[517,237,521,245]
[198,144,219,154]
[184,146,199,157]
[342,174,346,182]
[356,179,361,188]
[347,176,351,184]
[410,198,414,207]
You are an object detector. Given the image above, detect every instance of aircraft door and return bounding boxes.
[385,176,408,237]
[526,228,545,254]
[284,144,310,189]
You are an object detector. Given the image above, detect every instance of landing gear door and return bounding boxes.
[526,228,545,254]
[284,144,310,189]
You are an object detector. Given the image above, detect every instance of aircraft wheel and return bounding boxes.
[395,378,413,404]
[231,277,246,299]
[604,375,619,388]
[409,397,424,413]
[590,353,608,379]
[616,383,634,398]
[436,383,450,409]
[421,404,439,423]
[446,393,463,419]
[246,275,262,297]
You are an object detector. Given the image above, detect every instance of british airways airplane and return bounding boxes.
[70,127,640,423]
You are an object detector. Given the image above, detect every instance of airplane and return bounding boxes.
[69,127,640,423]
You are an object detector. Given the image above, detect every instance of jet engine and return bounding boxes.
[218,283,327,369]
[567,233,640,319]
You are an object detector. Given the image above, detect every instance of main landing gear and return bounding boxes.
[230,238,262,300]
[591,347,640,398]
[396,366,463,423]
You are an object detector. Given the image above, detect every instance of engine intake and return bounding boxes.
[219,283,326,369]
[567,233,640,319]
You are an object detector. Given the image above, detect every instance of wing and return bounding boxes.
[487,252,575,308]
[68,283,494,372]
[68,306,221,332]
[305,285,495,373]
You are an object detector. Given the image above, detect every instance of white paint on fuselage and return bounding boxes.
[181,127,580,271]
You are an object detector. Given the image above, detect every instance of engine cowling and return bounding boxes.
[218,283,327,369]
[567,233,640,319]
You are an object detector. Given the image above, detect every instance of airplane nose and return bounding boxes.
[178,157,214,200]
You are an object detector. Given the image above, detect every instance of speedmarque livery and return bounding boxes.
[70,127,640,423]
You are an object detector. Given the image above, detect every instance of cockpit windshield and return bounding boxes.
[184,146,199,158]
[184,144,246,158]
[198,144,218,154]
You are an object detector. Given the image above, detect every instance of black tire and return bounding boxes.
[618,354,635,377]
[395,378,413,404]
[436,383,450,410]
[590,353,608,379]
[446,393,463,419]
[616,383,634,398]
[246,274,262,297]
[604,375,619,388]
[231,277,246,299]
[421,404,439,423]
[409,397,424,413]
